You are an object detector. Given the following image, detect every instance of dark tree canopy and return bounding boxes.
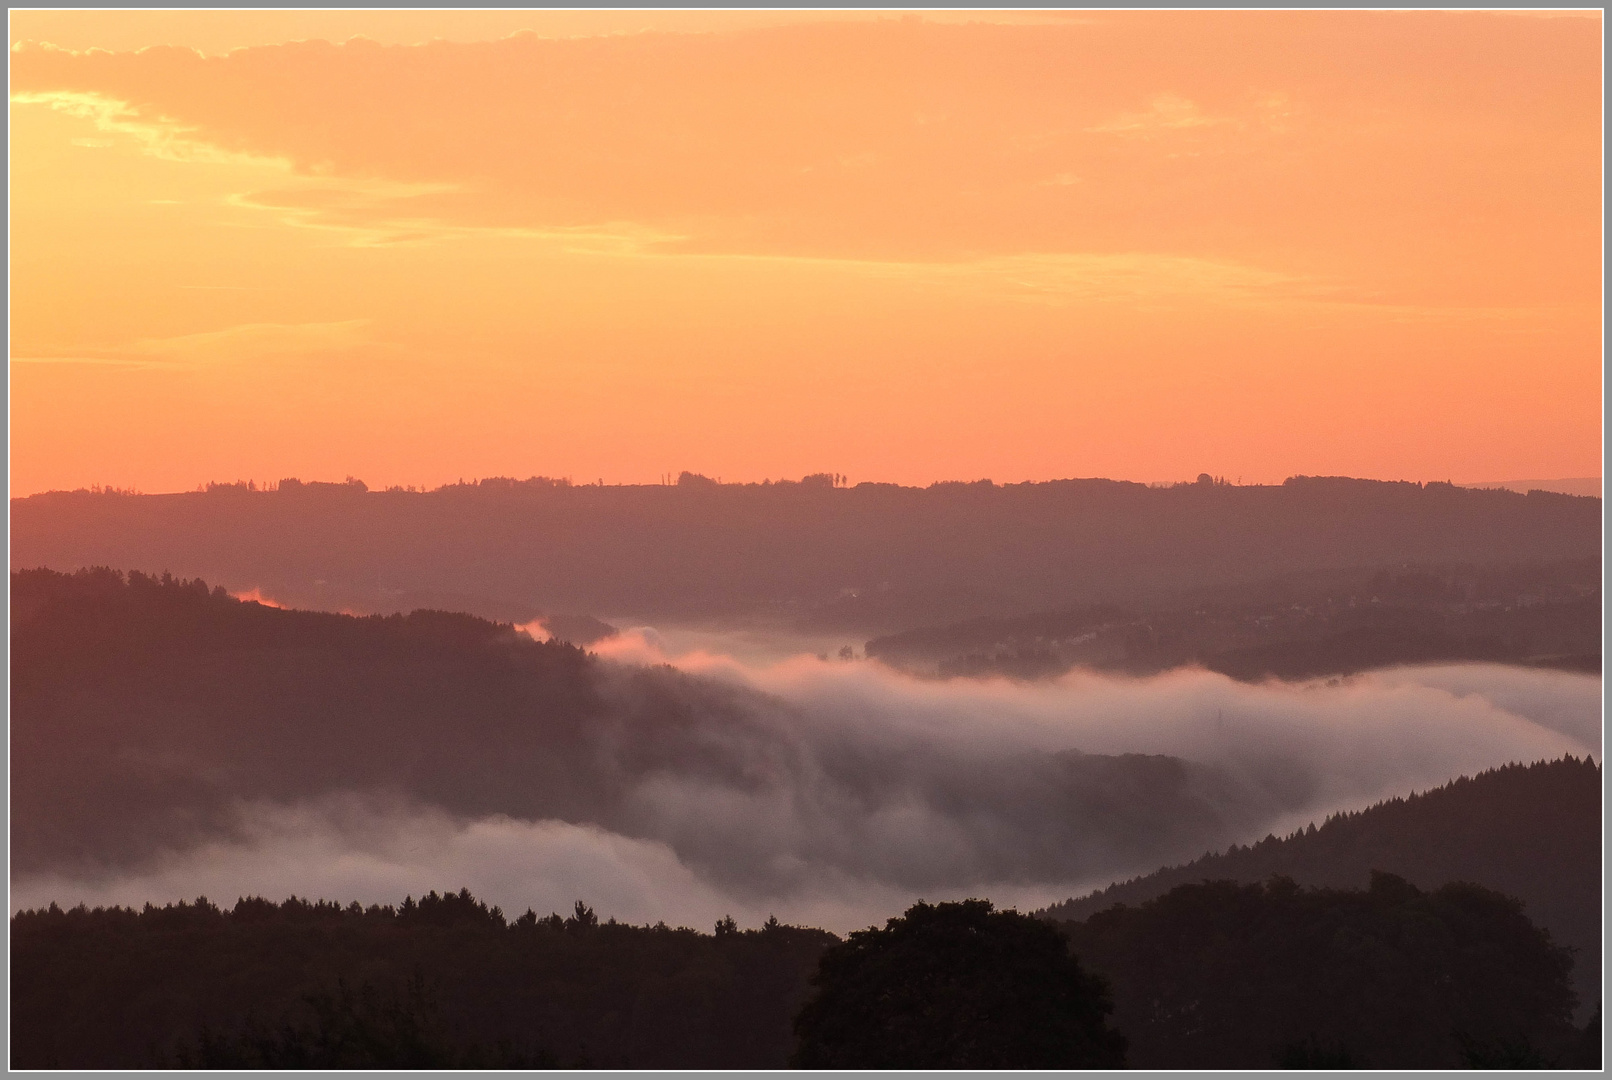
[1061,873,1581,1069]
[11,890,836,1070]
[791,899,1127,1069]
[177,974,555,1069]
[1043,756,1602,1022]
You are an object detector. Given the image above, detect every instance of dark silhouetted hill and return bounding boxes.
[1042,757,1602,1021]
[1059,873,1583,1068]
[9,890,836,1069]
[12,878,1595,1070]
[11,566,600,876]
[10,474,1600,632]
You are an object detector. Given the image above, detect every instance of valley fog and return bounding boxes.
[15,622,1596,935]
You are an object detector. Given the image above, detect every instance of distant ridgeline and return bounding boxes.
[1041,757,1602,1022]
[10,474,1600,632]
[864,562,1601,681]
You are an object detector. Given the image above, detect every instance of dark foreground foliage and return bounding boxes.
[14,878,1598,1070]
[792,899,1127,1069]
[176,975,558,1069]
[1060,872,1585,1069]
[1043,756,1603,1018]
[10,890,835,1069]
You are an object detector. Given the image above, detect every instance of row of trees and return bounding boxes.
[13,890,834,1069]
[12,875,1596,1069]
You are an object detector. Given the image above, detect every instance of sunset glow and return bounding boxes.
[9,9,1602,495]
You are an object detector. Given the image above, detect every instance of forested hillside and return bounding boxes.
[12,876,1594,1069]
[10,891,836,1069]
[1042,757,1602,1019]
[1060,873,1589,1068]
[11,474,1599,631]
[865,562,1600,680]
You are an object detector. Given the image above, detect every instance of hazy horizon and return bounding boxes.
[11,469,1603,501]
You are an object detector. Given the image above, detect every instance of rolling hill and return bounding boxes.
[1042,757,1602,1020]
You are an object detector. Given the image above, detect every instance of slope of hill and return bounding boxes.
[10,474,1600,632]
[1041,757,1602,1019]
[1464,477,1601,498]
[864,562,1601,681]
[1061,873,1584,1068]
[11,567,1310,901]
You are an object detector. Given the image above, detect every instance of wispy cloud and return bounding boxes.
[1086,93,1232,136]
[132,320,370,359]
[10,87,289,170]
[12,320,372,369]
[10,355,168,369]
[228,184,687,252]
[12,88,683,254]
[10,21,1597,306]
[676,249,1314,310]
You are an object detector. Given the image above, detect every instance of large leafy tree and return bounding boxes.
[791,899,1126,1068]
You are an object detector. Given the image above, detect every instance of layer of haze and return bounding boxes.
[15,631,1598,933]
[9,11,1601,495]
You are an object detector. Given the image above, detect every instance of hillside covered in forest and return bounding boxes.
[1042,757,1602,1018]
[1059,872,1591,1068]
[864,561,1600,681]
[11,473,1599,632]
[10,891,836,1069]
[12,874,1594,1069]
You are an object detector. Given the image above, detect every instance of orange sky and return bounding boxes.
[8,10,1602,495]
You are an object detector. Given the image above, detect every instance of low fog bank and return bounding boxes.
[16,610,1596,931]
[9,798,1077,935]
[1366,663,1601,752]
[601,628,1598,788]
[593,635,1597,893]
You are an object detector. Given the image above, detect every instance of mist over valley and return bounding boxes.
[13,565,1597,936]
